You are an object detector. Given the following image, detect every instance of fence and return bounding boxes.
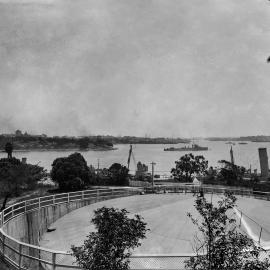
[145,185,270,245]
[129,180,152,187]
[1,185,270,269]
[0,188,143,270]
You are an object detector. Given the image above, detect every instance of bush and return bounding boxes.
[71,207,148,270]
[0,157,46,210]
[51,152,92,191]
[108,163,129,186]
[185,192,270,270]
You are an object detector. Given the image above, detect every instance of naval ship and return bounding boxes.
[164,144,208,151]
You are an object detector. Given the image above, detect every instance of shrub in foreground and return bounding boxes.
[71,207,148,270]
[185,191,270,270]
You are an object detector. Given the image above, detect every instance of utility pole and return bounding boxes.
[151,162,156,187]
[230,146,234,165]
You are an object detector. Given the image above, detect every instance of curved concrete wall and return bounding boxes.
[2,195,124,247]
[1,186,269,270]
[0,190,137,270]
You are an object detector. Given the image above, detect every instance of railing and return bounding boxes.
[145,184,256,196]
[0,185,270,269]
[146,185,270,245]
[0,187,143,270]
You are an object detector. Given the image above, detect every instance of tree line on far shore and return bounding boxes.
[0,134,113,151]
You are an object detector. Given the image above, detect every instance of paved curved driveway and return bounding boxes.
[40,193,270,267]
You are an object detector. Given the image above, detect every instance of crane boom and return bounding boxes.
[127,144,132,170]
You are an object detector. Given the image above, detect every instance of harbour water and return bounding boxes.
[0,140,269,176]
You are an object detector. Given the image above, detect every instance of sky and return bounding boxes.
[0,0,269,138]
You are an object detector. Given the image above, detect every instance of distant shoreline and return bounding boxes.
[207,136,270,142]
[1,147,118,153]
[0,142,192,153]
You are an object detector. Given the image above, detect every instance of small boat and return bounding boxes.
[164,144,208,151]
[238,142,248,145]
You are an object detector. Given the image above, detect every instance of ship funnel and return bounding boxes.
[258,148,269,179]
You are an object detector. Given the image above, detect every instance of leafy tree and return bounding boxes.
[71,207,148,270]
[217,160,246,186]
[51,152,91,191]
[0,158,46,210]
[108,163,129,186]
[185,192,270,270]
[4,142,13,159]
[171,154,208,182]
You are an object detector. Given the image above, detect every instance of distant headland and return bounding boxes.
[0,130,190,151]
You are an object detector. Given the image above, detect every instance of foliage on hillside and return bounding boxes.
[0,134,114,150]
[0,132,189,151]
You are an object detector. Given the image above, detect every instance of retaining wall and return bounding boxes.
[0,188,139,270]
[2,198,100,246]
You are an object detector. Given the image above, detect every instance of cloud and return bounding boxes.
[0,0,56,3]
[0,0,269,137]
